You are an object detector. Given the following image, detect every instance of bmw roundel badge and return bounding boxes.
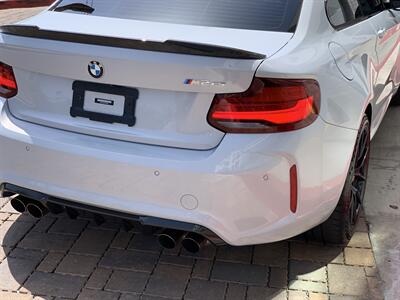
[88,61,104,78]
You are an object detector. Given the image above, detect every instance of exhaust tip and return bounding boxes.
[182,233,206,253]
[158,234,177,249]
[26,203,47,218]
[10,197,27,213]
[158,229,185,249]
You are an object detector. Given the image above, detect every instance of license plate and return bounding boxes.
[70,81,139,127]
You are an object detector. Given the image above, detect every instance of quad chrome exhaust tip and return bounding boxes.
[158,229,185,249]
[158,230,208,253]
[26,201,48,218]
[181,233,206,253]
[10,195,49,218]
[10,196,28,213]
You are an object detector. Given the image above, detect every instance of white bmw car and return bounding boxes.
[0,0,399,252]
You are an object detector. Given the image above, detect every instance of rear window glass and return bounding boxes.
[53,0,303,33]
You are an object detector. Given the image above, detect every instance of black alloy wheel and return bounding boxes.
[320,114,371,244]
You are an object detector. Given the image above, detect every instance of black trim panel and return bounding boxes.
[0,25,266,60]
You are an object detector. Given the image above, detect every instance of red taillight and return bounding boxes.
[0,62,17,98]
[208,78,320,133]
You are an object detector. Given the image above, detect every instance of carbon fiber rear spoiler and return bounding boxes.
[0,25,266,60]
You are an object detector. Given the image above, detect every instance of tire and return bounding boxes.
[321,114,371,244]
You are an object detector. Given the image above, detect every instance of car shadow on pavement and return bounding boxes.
[0,200,383,299]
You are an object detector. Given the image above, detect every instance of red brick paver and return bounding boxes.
[0,5,46,25]
[0,198,383,299]
[0,0,53,10]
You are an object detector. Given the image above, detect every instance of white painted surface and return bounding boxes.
[0,97,357,245]
[0,0,398,245]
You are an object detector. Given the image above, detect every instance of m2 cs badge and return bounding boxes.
[184,79,226,87]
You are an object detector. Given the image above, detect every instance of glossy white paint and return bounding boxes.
[0,0,398,245]
[0,98,357,245]
[0,33,265,149]
[257,1,400,135]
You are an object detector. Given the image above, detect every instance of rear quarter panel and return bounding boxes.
[256,0,378,134]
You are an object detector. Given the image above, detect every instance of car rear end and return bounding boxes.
[0,0,356,246]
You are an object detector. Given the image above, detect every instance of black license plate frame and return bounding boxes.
[70,81,139,127]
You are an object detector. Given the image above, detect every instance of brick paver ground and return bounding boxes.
[0,6,385,300]
[0,199,383,300]
[0,6,45,25]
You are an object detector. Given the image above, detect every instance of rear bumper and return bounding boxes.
[0,98,358,245]
[2,182,225,245]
